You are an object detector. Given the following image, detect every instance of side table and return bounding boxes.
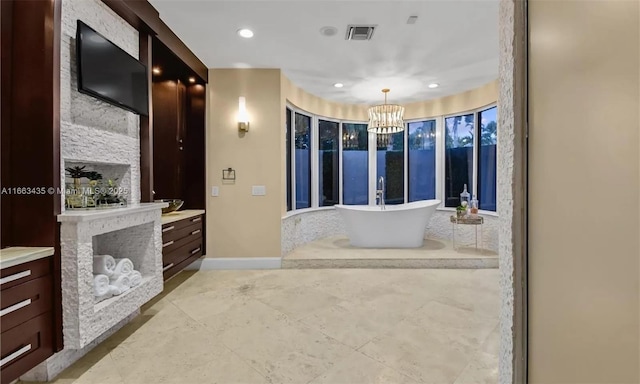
[450,215,484,253]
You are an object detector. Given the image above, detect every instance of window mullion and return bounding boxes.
[404,123,409,203]
[290,108,296,210]
[436,116,444,207]
[473,111,479,199]
[338,121,344,205]
[368,131,377,205]
[311,115,319,208]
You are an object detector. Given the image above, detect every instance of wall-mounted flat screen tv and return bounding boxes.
[76,20,149,116]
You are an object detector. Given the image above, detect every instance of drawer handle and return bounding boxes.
[0,299,32,317]
[191,217,201,223]
[190,247,201,255]
[162,226,175,233]
[0,270,31,286]
[191,229,201,235]
[162,240,174,248]
[0,344,32,367]
[162,263,174,272]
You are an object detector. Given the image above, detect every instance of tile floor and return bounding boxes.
[35,268,499,384]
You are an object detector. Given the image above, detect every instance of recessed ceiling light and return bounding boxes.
[152,67,161,75]
[334,83,344,88]
[428,83,439,89]
[188,77,196,83]
[237,28,254,38]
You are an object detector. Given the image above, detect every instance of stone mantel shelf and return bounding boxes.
[58,202,168,223]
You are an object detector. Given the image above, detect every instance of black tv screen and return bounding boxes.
[76,20,149,116]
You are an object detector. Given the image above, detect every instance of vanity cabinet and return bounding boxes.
[0,256,55,384]
[161,213,204,280]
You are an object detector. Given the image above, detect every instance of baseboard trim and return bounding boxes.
[185,257,282,270]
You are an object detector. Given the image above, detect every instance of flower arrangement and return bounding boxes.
[456,201,468,218]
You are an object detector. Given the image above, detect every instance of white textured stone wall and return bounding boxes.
[281,209,345,256]
[281,207,498,256]
[498,0,524,382]
[60,0,140,209]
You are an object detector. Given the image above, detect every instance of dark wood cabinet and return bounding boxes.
[1,257,55,384]
[151,38,206,212]
[161,214,204,280]
[153,79,187,200]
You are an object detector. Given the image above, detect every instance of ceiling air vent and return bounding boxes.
[345,25,376,41]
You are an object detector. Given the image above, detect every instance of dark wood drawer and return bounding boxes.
[0,257,52,291]
[162,225,202,254]
[163,245,203,280]
[162,220,201,243]
[0,311,54,384]
[1,275,52,333]
[163,237,202,269]
[161,214,202,233]
[161,214,204,281]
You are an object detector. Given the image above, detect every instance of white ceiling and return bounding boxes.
[149,0,499,104]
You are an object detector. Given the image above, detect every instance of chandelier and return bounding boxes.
[367,88,405,134]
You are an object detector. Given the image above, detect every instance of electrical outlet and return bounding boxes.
[211,186,219,197]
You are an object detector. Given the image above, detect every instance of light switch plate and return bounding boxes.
[211,186,219,197]
[252,185,266,196]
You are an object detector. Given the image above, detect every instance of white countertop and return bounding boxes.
[58,202,168,223]
[0,247,55,269]
[161,209,206,225]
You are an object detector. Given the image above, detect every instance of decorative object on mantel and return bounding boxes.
[65,166,88,208]
[95,178,127,208]
[65,166,127,210]
[222,167,236,181]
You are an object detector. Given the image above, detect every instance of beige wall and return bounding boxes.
[206,69,283,258]
[403,80,498,119]
[281,75,369,121]
[529,1,639,382]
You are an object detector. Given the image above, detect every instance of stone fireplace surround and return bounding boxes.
[58,203,166,349]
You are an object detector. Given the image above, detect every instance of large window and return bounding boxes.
[342,123,368,205]
[408,120,436,202]
[445,114,475,207]
[478,106,497,211]
[376,132,404,205]
[295,112,311,209]
[284,103,497,213]
[318,120,339,206]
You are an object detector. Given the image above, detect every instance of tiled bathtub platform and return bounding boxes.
[282,236,498,269]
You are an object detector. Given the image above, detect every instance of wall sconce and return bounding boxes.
[238,96,250,132]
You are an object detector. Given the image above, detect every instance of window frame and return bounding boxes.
[441,102,498,213]
[316,116,341,207]
[404,117,441,204]
[341,120,373,205]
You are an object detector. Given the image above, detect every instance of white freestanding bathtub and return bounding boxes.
[335,200,441,248]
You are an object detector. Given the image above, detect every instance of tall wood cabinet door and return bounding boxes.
[176,80,187,200]
[152,80,182,199]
